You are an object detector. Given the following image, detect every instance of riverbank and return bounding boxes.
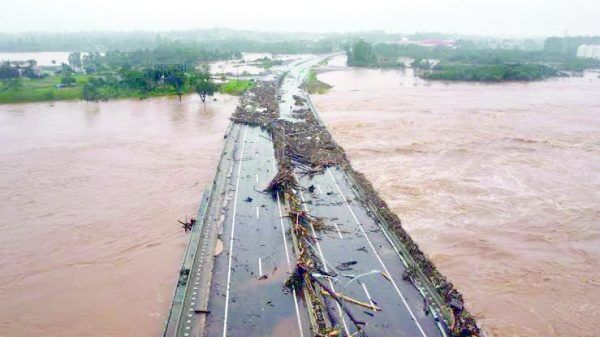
[0,75,252,104]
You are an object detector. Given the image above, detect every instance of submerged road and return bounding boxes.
[164,55,447,337]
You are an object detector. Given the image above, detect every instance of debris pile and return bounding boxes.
[230,81,279,128]
[231,79,481,336]
[284,189,367,337]
[265,164,299,193]
[279,108,347,171]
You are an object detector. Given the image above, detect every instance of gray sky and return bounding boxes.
[2,0,599,36]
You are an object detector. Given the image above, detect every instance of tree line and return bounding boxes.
[346,37,600,81]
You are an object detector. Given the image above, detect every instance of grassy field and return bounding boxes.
[304,70,332,94]
[0,74,89,104]
[0,75,254,104]
[219,79,254,95]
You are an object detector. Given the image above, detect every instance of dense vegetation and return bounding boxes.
[77,41,239,72]
[303,70,332,94]
[0,30,340,54]
[347,39,405,67]
[0,29,459,53]
[544,36,600,57]
[0,41,252,103]
[0,67,220,104]
[422,63,560,82]
[347,37,600,82]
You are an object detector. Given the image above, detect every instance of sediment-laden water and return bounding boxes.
[0,94,235,336]
[311,62,600,337]
[1,55,599,337]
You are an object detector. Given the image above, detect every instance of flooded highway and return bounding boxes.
[1,54,598,337]
[0,94,235,337]
[311,60,600,337]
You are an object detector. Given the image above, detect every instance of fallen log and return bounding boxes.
[320,289,381,312]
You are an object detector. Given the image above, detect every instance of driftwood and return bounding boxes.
[265,165,299,193]
[297,264,366,334]
[231,79,481,337]
[320,289,381,312]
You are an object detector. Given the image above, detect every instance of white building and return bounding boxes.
[576,45,600,60]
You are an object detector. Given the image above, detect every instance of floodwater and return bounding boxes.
[0,94,235,336]
[0,52,71,66]
[311,60,600,337]
[210,53,313,76]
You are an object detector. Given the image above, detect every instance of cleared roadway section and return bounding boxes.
[203,124,311,337]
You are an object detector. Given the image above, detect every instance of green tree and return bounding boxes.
[61,76,76,86]
[0,61,19,79]
[347,39,373,66]
[83,82,100,101]
[192,72,216,102]
[60,63,74,75]
[166,72,185,101]
[68,52,82,68]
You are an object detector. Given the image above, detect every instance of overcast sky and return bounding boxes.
[2,0,599,37]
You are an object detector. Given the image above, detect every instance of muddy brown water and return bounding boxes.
[311,63,600,337]
[1,63,599,337]
[0,94,235,336]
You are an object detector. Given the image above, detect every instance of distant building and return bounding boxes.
[576,45,600,60]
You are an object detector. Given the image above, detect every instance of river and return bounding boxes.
[0,52,71,66]
[1,57,599,337]
[311,58,600,337]
[0,94,235,336]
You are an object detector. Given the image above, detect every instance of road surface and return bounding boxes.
[164,55,448,337]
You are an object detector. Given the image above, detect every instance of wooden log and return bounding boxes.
[320,289,381,312]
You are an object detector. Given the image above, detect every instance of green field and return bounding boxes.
[219,79,254,95]
[304,70,332,94]
[0,75,89,104]
[0,75,255,104]
[0,74,185,104]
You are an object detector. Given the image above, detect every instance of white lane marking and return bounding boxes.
[361,282,377,311]
[256,206,260,219]
[256,174,259,184]
[272,139,304,337]
[298,189,350,336]
[317,184,323,195]
[333,222,343,239]
[326,168,428,337]
[258,257,263,277]
[256,151,259,159]
[222,125,249,337]
[339,171,411,268]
